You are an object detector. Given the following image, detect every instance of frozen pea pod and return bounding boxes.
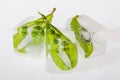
[38,13,78,71]
[70,15,93,58]
[13,8,56,53]
[46,23,78,71]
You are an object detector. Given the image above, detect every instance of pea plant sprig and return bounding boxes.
[13,8,78,71]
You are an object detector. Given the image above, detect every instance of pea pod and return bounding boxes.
[13,8,56,53]
[70,15,93,58]
[46,23,78,71]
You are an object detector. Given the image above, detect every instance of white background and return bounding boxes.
[0,0,120,80]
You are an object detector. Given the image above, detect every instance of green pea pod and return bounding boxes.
[13,8,56,53]
[46,23,78,71]
[70,15,93,58]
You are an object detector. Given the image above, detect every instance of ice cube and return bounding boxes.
[46,28,78,73]
[67,15,106,58]
[13,16,45,59]
[78,15,106,57]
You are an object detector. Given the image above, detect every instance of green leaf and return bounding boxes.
[70,15,93,58]
[46,24,78,71]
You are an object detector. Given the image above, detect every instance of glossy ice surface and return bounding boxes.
[46,27,78,72]
[78,15,106,57]
[67,15,106,58]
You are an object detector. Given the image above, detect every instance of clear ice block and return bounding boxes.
[67,15,106,58]
[13,17,45,59]
[46,27,78,73]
